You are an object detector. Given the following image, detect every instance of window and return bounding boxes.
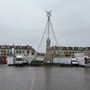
[19,51,21,53]
[27,51,29,53]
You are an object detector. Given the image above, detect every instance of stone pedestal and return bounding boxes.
[44,53,53,63]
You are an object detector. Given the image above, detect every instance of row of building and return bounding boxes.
[0,45,35,56]
[0,45,90,57]
[50,46,90,57]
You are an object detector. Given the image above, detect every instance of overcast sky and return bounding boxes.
[0,0,90,52]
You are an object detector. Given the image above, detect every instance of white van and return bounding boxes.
[71,58,79,66]
[14,55,28,66]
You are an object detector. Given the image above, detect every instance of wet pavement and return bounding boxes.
[0,65,90,90]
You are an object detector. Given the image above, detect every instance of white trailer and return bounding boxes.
[74,53,85,66]
[53,57,72,64]
[7,56,15,66]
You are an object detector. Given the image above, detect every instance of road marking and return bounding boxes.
[30,72,35,90]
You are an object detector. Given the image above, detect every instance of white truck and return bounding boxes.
[14,55,28,66]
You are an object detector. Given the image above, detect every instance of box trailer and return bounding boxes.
[7,56,15,66]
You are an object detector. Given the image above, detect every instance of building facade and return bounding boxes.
[0,45,35,57]
[0,45,90,58]
[50,46,90,57]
